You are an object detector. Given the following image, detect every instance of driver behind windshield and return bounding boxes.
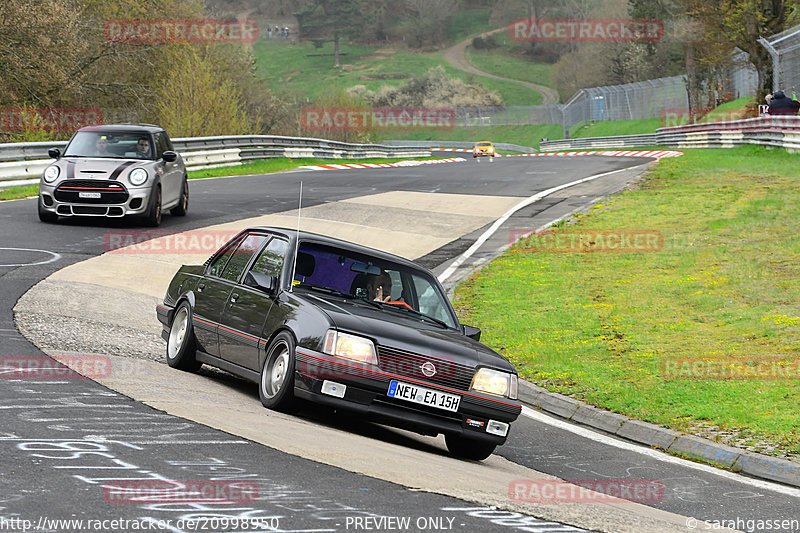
[136,137,152,158]
[94,135,110,156]
[365,271,392,302]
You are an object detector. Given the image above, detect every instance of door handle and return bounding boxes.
[198,283,205,292]
[231,293,239,303]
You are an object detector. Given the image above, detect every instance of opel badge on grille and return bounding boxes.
[420,361,437,377]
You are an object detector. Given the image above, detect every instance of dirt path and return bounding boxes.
[443,28,560,105]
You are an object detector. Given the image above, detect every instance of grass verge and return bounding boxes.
[453,146,800,458]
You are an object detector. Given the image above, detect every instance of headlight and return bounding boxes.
[322,330,377,365]
[129,168,148,186]
[43,165,59,183]
[470,368,518,399]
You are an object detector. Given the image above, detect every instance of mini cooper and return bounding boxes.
[38,124,188,226]
[156,227,522,460]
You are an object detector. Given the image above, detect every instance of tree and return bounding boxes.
[295,0,365,66]
[687,0,800,100]
[154,46,252,137]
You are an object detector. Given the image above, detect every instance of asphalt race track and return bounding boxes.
[2,153,798,533]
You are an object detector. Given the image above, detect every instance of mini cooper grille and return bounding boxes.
[54,180,129,204]
[376,345,475,391]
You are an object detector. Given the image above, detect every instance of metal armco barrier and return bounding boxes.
[0,135,431,184]
[541,115,800,152]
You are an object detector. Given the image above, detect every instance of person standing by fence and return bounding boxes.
[767,90,800,115]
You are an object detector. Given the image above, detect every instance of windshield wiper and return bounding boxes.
[369,301,450,328]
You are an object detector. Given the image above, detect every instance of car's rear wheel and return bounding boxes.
[38,200,58,223]
[142,185,162,227]
[259,331,297,411]
[166,302,202,372]
[445,434,496,461]
[170,178,188,216]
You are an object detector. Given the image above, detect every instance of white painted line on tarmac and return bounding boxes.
[0,247,62,267]
[521,406,800,499]
[437,163,649,282]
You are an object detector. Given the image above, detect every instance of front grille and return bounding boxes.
[376,345,475,391]
[54,180,129,205]
[72,205,109,215]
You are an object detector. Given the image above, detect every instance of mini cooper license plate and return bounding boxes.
[78,192,102,199]
[387,380,460,412]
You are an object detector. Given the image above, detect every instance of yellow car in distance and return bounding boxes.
[472,141,495,158]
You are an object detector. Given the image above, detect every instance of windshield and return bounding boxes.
[64,131,154,160]
[293,242,459,329]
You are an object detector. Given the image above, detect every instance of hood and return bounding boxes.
[59,158,144,181]
[298,292,515,372]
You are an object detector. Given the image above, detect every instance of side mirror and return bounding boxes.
[48,148,61,159]
[162,151,178,162]
[244,271,277,294]
[462,325,481,341]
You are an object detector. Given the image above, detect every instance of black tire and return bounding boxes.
[142,185,162,227]
[259,331,297,411]
[170,178,188,216]
[38,200,58,223]
[445,434,496,461]
[166,301,202,372]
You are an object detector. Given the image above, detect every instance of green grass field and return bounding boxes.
[453,146,800,458]
[464,46,554,90]
[252,39,543,106]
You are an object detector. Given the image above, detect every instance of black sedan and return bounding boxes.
[156,227,521,460]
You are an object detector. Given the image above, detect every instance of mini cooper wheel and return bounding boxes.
[170,178,189,216]
[142,185,162,227]
[445,434,496,461]
[259,331,297,411]
[166,302,202,372]
[38,201,58,223]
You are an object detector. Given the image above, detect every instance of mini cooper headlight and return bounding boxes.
[322,330,377,365]
[470,368,518,399]
[43,165,60,183]
[129,168,148,186]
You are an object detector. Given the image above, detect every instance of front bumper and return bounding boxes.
[39,180,153,218]
[295,347,521,444]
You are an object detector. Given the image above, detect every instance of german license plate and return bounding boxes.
[78,192,101,199]
[387,380,460,412]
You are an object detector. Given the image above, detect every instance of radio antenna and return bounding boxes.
[289,181,303,292]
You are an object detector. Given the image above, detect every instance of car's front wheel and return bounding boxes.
[166,302,202,372]
[170,178,188,216]
[445,434,496,461]
[259,331,297,411]
[142,185,162,227]
[38,200,58,223]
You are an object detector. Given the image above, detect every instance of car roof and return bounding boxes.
[475,141,493,144]
[77,124,165,134]
[249,226,425,271]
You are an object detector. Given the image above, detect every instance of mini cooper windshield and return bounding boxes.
[63,131,155,160]
[292,242,459,329]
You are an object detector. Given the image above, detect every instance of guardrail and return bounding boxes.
[540,116,800,152]
[0,135,433,185]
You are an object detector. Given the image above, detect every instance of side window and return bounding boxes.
[162,131,175,151]
[154,132,169,158]
[209,234,268,283]
[207,236,244,278]
[251,238,288,278]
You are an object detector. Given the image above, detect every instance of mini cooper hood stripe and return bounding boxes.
[109,161,138,181]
